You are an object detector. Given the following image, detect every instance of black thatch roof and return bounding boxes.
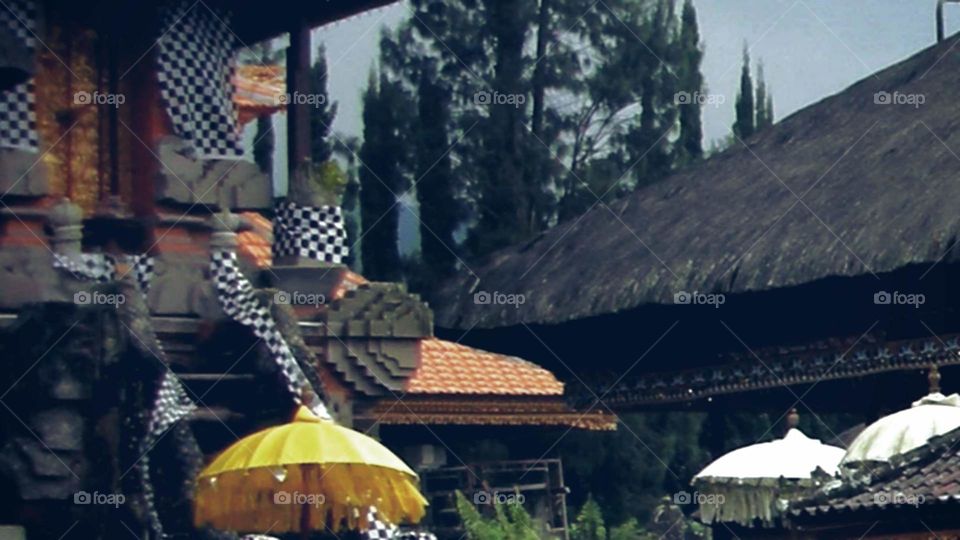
[436,34,960,330]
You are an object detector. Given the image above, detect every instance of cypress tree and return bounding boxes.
[733,45,755,140]
[415,67,458,279]
[309,45,337,165]
[358,71,407,281]
[755,60,774,130]
[676,0,704,163]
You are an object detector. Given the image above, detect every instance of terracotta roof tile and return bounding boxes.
[407,338,564,396]
[237,212,273,268]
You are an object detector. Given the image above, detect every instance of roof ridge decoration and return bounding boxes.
[593,334,960,407]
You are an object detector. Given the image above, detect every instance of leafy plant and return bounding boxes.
[454,490,544,540]
[569,495,606,540]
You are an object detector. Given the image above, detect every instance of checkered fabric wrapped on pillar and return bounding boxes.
[0,0,38,152]
[273,200,349,264]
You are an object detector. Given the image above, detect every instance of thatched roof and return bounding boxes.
[435,34,960,329]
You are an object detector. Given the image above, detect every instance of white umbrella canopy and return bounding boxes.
[692,427,845,526]
[841,392,960,469]
[696,429,845,481]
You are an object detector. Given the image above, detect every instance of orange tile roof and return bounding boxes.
[238,212,273,268]
[407,338,565,396]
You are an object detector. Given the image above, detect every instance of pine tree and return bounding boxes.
[415,66,458,280]
[676,0,704,164]
[309,44,337,165]
[733,45,755,140]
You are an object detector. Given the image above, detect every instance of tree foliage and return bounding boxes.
[359,0,711,287]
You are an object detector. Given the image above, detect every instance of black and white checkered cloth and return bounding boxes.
[52,250,191,538]
[53,253,156,290]
[53,253,116,282]
[141,369,198,536]
[156,0,244,159]
[273,201,349,264]
[210,249,331,419]
[363,507,436,540]
[126,253,156,294]
[0,0,38,152]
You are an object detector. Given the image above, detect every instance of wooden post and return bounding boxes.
[286,20,311,182]
[939,0,946,42]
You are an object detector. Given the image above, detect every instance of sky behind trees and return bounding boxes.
[315,0,956,146]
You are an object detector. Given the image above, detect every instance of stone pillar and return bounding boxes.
[209,210,241,253]
[48,198,83,255]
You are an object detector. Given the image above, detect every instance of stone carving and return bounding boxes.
[154,136,271,211]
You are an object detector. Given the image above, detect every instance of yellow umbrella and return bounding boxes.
[194,406,427,535]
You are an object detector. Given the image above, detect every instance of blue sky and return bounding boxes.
[315,0,957,146]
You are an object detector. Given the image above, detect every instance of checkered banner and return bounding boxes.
[156,0,244,158]
[0,0,38,152]
[273,201,349,264]
[210,249,331,419]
